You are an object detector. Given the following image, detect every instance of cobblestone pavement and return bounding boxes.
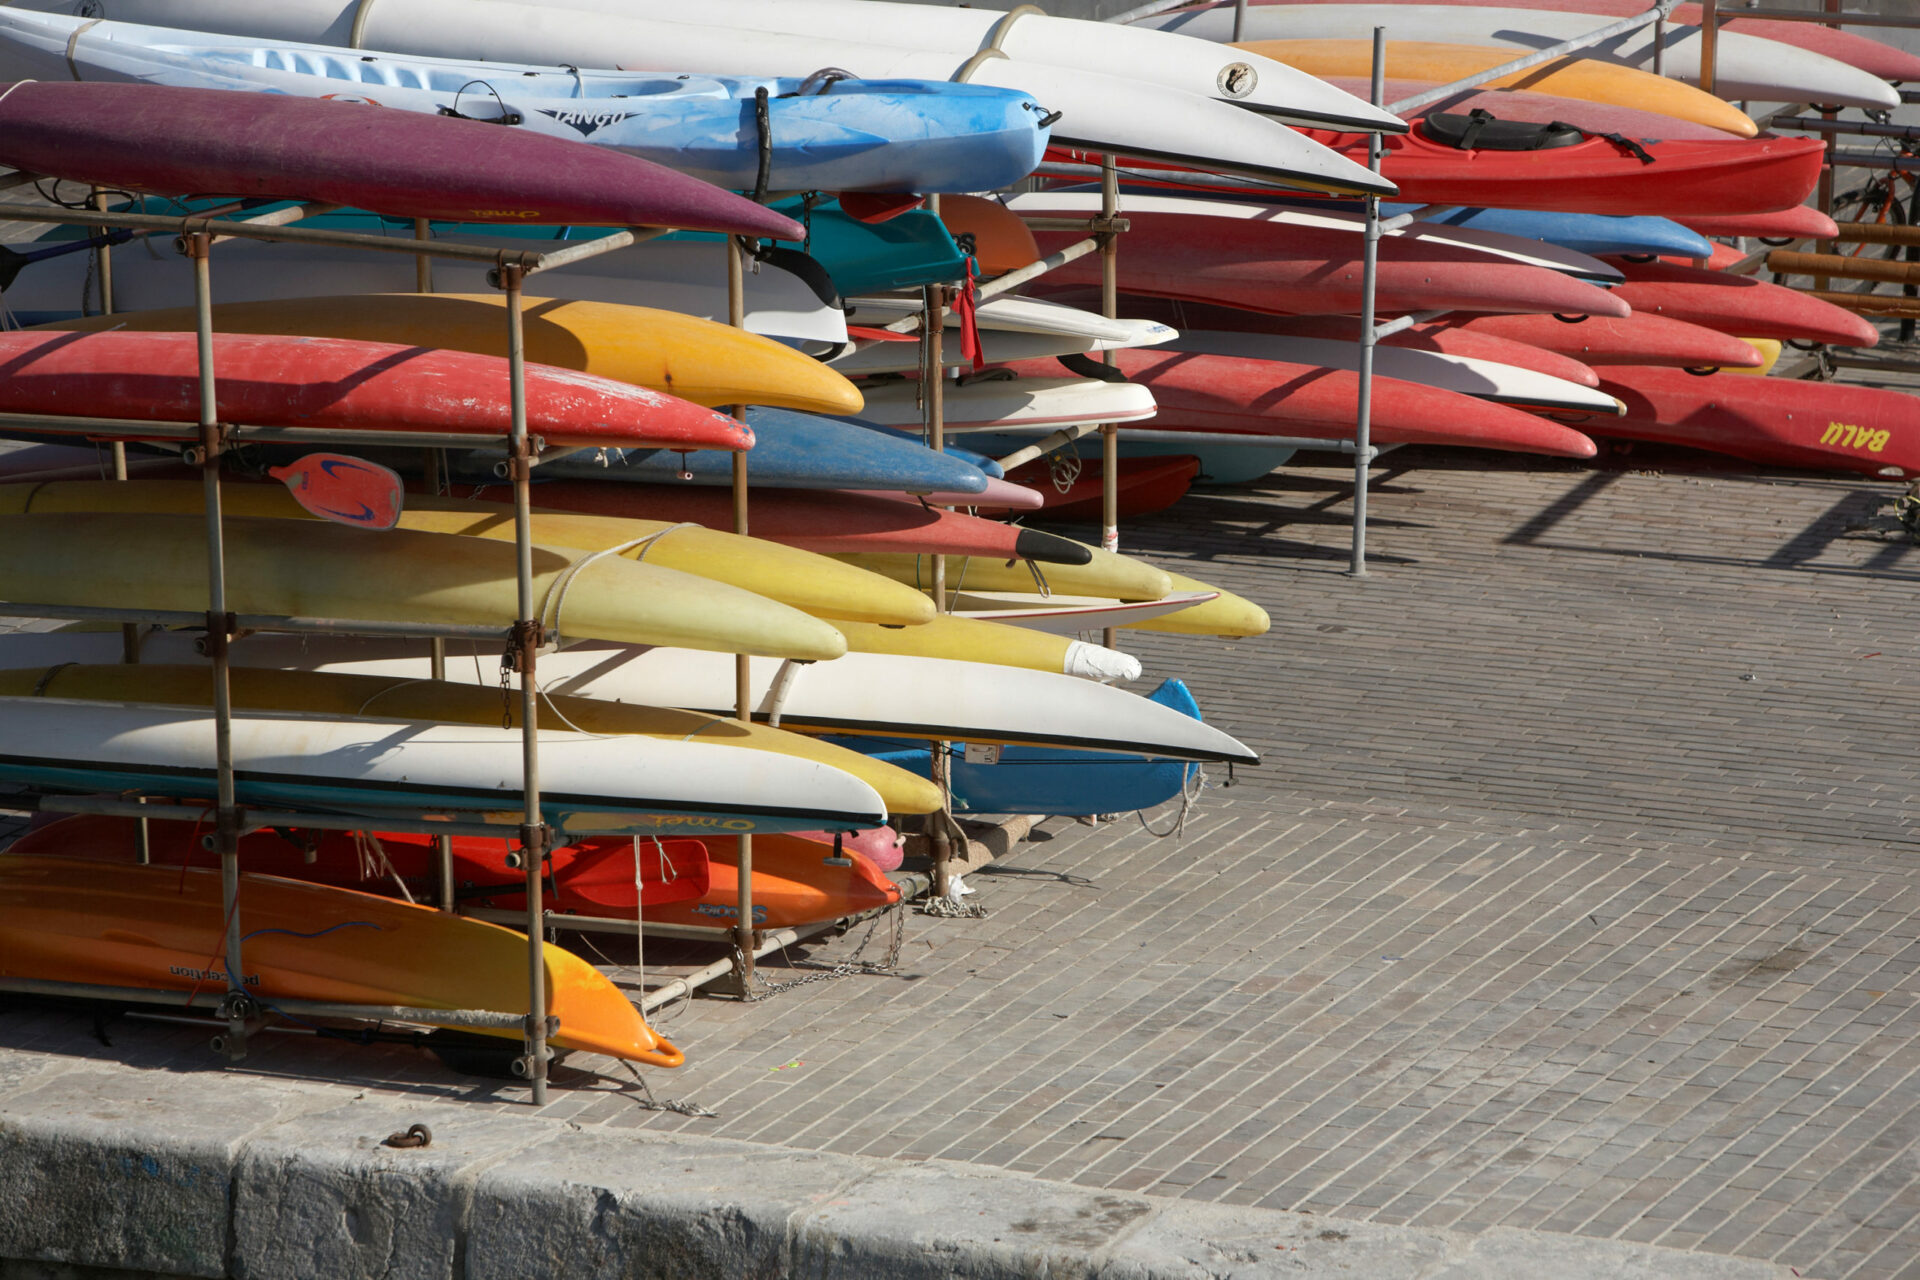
[2,445,1917,1278]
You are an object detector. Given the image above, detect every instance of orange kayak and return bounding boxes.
[0,852,681,1067]
[646,834,902,931]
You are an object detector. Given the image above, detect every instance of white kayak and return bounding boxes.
[503,0,1409,134]
[1142,5,1901,111]
[0,10,1050,194]
[7,0,1397,196]
[1008,192,1624,284]
[829,316,1177,377]
[952,590,1221,636]
[854,377,1160,432]
[846,294,1177,347]
[1,228,848,346]
[0,696,888,837]
[0,630,1259,763]
[1166,331,1625,416]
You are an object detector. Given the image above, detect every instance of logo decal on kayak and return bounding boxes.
[1218,62,1257,99]
[693,902,770,924]
[470,209,543,219]
[1822,421,1890,454]
[537,108,637,138]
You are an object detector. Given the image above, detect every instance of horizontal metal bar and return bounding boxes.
[993,421,1107,471]
[1827,353,1920,375]
[463,904,734,941]
[1769,250,1920,284]
[0,976,523,1030]
[0,601,517,642]
[1711,6,1920,29]
[1388,3,1680,116]
[211,201,341,245]
[1771,116,1920,141]
[0,170,44,193]
[1017,216,1131,233]
[524,226,671,277]
[1035,161,1253,194]
[0,411,555,453]
[1380,205,1459,232]
[1803,289,1920,318]
[976,235,1107,304]
[29,795,527,840]
[1828,149,1920,171]
[1375,309,1451,341]
[1833,222,1920,248]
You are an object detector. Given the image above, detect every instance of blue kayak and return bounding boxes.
[1380,204,1714,262]
[0,9,1052,195]
[456,407,989,494]
[832,679,1204,818]
[840,417,1005,479]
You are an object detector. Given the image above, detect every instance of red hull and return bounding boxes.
[1582,365,1920,478]
[503,480,1089,563]
[6,815,711,913]
[1022,207,1628,318]
[0,80,800,237]
[1320,76,1738,142]
[0,331,752,450]
[987,455,1201,521]
[1057,294,1602,388]
[1452,312,1767,369]
[644,835,900,931]
[993,351,1598,458]
[1676,208,1840,241]
[1609,261,1880,348]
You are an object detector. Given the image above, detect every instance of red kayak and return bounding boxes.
[1020,207,1628,318]
[510,480,1093,563]
[645,834,900,931]
[993,351,1598,458]
[1278,0,1920,85]
[982,455,1201,522]
[6,815,711,913]
[1048,292,1601,388]
[1609,260,1880,348]
[1677,208,1840,241]
[0,81,801,237]
[1301,123,1826,218]
[1321,76,1738,142]
[1451,312,1767,369]
[1574,365,1920,478]
[0,331,753,450]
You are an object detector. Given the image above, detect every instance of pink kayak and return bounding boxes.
[0,330,754,450]
[0,80,802,237]
[1450,312,1765,369]
[992,351,1598,457]
[1579,364,1920,478]
[1609,260,1880,347]
[1678,208,1840,241]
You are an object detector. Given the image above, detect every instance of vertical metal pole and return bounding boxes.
[1698,1,1719,98]
[1099,154,1121,650]
[1231,0,1247,43]
[413,217,433,293]
[501,262,548,1106]
[922,272,954,903]
[1351,29,1386,578]
[188,234,246,1059]
[1813,0,1840,298]
[414,218,454,912]
[727,236,756,978]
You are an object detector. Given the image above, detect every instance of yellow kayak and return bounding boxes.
[0,512,847,661]
[838,614,1138,681]
[0,480,933,627]
[0,664,942,816]
[832,546,1175,602]
[947,572,1269,639]
[34,293,863,415]
[1123,572,1270,638]
[1240,39,1759,138]
[1720,338,1783,377]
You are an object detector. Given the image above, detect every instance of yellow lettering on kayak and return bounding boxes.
[470,209,543,219]
[1822,421,1890,453]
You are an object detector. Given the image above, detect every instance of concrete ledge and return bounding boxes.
[0,1080,1803,1280]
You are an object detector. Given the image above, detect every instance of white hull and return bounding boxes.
[854,377,1160,432]
[847,293,1177,347]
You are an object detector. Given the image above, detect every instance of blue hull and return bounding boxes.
[833,679,1203,818]
[1380,204,1714,261]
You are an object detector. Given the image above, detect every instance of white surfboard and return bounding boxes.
[1,0,1396,196]
[1167,331,1625,415]
[1009,192,1625,284]
[854,377,1160,432]
[1141,5,1901,111]
[0,630,1260,763]
[847,294,1177,347]
[0,695,888,837]
[829,317,1177,376]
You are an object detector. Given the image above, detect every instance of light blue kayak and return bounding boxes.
[833,678,1203,818]
[1380,205,1715,262]
[0,9,1052,194]
[457,407,990,494]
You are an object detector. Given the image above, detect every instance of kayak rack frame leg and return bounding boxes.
[727,234,758,989]
[1099,155,1122,649]
[498,262,551,1107]
[922,228,955,903]
[1351,30,1386,578]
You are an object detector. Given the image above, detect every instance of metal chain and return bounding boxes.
[736,902,907,1002]
[622,1062,716,1118]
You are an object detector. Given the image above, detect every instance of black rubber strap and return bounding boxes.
[1595,131,1656,165]
[752,86,773,204]
[1056,352,1131,383]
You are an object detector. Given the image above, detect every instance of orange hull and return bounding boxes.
[0,854,680,1067]
[646,834,901,931]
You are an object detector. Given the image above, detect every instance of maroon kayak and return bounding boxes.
[0,330,754,450]
[993,351,1599,458]
[1020,208,1629,318]
[0,81,802,237]
[981,455,1201,522]
[1451,312,1767,370]
[1609,260,1880,348]
[493,480,1097,564]
[1573,365,1920,479]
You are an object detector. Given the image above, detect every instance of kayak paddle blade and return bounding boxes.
[267,453,405,530]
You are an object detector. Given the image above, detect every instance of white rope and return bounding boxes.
[536,525,698,644]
